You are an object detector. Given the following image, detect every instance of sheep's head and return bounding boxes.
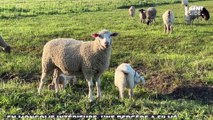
[139,9,146,18]
[92,30,118,49]
[134,71,145,85]
[201,7,210,20]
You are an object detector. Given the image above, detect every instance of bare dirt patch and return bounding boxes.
[144,73,213,104]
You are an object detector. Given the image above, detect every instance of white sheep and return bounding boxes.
[38,29,118,102]
[0,36,11,53]
[114,63,145,99]
[185,5,210,24]
[182,0,189,7]
[129,6,135,17]
[139,7,157,25]
[162,10,175,34]
[48,74,77,90]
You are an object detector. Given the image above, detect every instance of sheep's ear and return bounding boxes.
[110,32,118,37]
[91,33,100,38]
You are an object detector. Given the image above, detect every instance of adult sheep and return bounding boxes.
[139,7,157,25]
[0,36,11,53]
[162,10,175,34]
[185,5,210,24]
[129,6,135,17]
[38,29,118,102]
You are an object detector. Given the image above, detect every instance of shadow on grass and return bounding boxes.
[166,85,213,104]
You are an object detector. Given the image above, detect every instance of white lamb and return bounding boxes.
[48,74,77,90]
[114,63,145,99]
[129,6,135,17]
[162,10,175,34]
[38,29,118,102]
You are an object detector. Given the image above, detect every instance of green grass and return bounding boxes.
[0,0,213,119]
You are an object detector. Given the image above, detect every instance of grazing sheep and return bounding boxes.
[38,29,118,102]
[182,0,189,7]
[48,74,77,90]
[114,63,145,99]
[0,36,11,53]
[185,5,210,24]
[129,6,135,17]
[162,10,175,34]
[139,9,146,23]
[139,7,157,25]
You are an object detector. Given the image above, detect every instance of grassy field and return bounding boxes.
[0,0,213,119]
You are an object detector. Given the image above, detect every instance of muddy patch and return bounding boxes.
[0,72,40,83]
[144,73,213,104]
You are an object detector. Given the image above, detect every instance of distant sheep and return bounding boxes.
[162,10,175,34]
[139,7,157,25]
[0,36,11,53]
[38,29,118,102]
[48,74,77,90]
[182,0,189,7]
[114,63,145,99]
[129,6,135,17]
[185,5,210,24]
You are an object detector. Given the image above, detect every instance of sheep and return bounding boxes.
[162,10,175,34]
[0,36,11,53]
[48,74,77,90]
[38,29,118,102]
[185,5,210,24]
[114,63,145,99]
[129,6,135,17]
[139,9,146,23]
[182,0,189,7]
[139,7,157,25]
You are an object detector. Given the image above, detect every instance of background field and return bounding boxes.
[0,0,212,119]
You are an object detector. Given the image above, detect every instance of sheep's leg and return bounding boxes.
[96,78,101,99]
[167,25,170,34]
[170,25,173,33]
[53,69,60,93]
[87,79,94,102]
[38,72,47,94]
[119,87,124,99]
[128,88,133,98]
[164,25,167,33]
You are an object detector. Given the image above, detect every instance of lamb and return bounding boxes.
[38,29,118,102]
[182,0,189,7]
[48,74,77,90]
[114,63,145,99]
[0,36,11,53]
[129,6,135,17]
[139,7,157,25]
[185,5,210,24]
[162,10,175,34]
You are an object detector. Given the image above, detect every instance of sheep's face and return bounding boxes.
[92,30,118,49]
[134,72,141,84]
[134,72,145,85]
